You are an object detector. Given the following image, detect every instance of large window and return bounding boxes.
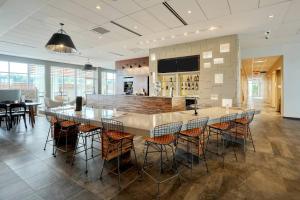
[0,61,45,103]
[101,71,116,95]
[51,67,98,102]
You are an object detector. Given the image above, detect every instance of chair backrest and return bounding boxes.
[153,121,182,138]
[245,109,255,124]
[219,113,238,131]
[187,117,209,131]
[101,118,124,133]
[9,102,26,113]
[0,103,7,114]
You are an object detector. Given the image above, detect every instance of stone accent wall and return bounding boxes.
[149,34,240,106]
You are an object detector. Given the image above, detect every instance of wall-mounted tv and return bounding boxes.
[157,55,200,73]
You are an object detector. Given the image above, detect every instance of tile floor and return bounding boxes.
[0,102,300,200]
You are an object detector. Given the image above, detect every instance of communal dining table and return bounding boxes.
[43,105,260,136]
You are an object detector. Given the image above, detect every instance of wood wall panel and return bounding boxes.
[86,95,186,114]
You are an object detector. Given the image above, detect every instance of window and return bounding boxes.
[0,61,45,103]
[51,67,98,102]
[101,71,116,95]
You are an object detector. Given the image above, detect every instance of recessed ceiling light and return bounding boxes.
[184,32,188,36]
[195,30,200,34]
[146,40,150,44]
[187,10,192,14]
[134,26,138,29]
[139,41,143,45]
[208,26,218,31]
[153,39,157,42]
[161,37,165,41]
[98,35,102,39]
[171,35,175,39]
[96,5,101,10]
[255,60,264,63]
[268,14,274,19]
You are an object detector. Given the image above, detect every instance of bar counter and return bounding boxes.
[86,94,186,114]
[43,106,260,136]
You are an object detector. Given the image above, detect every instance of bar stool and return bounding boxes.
[142,121,182,198]
[208,113,238,168]
[43,113,57,155]
[71,118,102,174]
[54,114,80,157]
[0,103,10,130]
[234,109,256,152]
[177,117,209,172]
[100,118,138,190]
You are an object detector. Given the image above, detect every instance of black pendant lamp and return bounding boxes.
[45,23,77,53]
[83,58,96,71]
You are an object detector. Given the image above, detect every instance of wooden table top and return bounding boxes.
[42,106,260,136]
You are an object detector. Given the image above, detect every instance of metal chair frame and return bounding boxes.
[54,114,79,157]
[234,109,256,152]
[207,113,238,168]
[9,102,27,129]
[99,118,139,190]
[71,117,102,174]
[43,113,56,155]
[177,117,209,172]
[0,103,10,130]
[142,121,183,198]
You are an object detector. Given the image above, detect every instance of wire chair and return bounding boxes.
[208,113,238,168]
[100,118,138,190]
[142,121,182,198]
[178,117,209,172]
[234,109,256,152]
[71,117,102,174]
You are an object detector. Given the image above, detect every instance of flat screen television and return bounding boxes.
[157,55,199,73]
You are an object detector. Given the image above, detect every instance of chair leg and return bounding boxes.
[117,144,121,190]
[142,142,150,170]
[160,144,163,174]
[71,133,80,166]
[131,140,139,173]
[91,133,94,157]
[222,137,225,168]
[23,115,27,129]
[44,127,51,150]
[201,143,209,173]
[248,127,256,152]
[84,136,88,174]
[100,145,110,180]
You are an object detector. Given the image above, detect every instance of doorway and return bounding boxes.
[241,55,283,113]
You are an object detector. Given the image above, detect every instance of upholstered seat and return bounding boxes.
[145,134,175,145]
[180,128,202,137]
[79,124,100,133]
[209,122,230,130]
[235,118,248,124]
[105,130,134,141]
[60,121,80,128]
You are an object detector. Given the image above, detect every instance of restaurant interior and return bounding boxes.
[0,0,300,200]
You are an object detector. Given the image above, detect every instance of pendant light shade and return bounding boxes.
[45,23,77,53]
[83,58,96,71]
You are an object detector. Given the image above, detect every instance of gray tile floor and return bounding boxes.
[0,102,300,200]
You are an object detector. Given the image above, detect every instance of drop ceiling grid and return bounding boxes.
[196,0,231,19]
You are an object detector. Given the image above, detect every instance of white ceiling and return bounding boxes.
[0,0,299,69]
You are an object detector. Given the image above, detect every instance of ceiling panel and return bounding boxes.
[115,16,153,36]
[48,0,108,26]
[130,10,168,32]
[146,3,183,28]
[283,0,300,23]
[196,0,230,19]
[72,0,123,20]
[228,0,259,13]
[134,0,166,8]
[31,5,95,33]
[259,0,290,7]
[103,0,141,14]
[168,0,207,24]
[100,22,137,40]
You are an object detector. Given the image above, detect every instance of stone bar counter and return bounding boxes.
[86,94,186,114]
